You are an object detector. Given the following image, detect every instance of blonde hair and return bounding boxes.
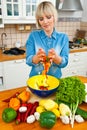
[35,1,58,29]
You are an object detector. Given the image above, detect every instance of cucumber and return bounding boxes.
[76,107,87,120]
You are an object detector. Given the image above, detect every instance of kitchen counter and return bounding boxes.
[0,48,26,62]
[0,46,87,62]
[0,76,87,130]
[70,46,87,53]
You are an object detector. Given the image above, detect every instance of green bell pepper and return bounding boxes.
[39,111,57,129]
[2,107,17,123]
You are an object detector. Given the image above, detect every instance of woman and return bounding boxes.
[26,1,69,78]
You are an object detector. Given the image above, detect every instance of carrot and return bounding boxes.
[2,92,20,102]
[30,101,39,115]
[17,90,30,103]
[42,56,51,76]
[9,97,21,111]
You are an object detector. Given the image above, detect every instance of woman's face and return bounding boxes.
[38,14,54,34]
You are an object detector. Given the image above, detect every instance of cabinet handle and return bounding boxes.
[14,60,25,63]
[0,76,3,86]
[74,53,80,56]
[72,71,78,74]
[73,59,79,62]
[72,72,77,74]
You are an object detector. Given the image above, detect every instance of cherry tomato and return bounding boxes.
[39,86,48,90]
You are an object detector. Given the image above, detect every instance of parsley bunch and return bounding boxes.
[56,76,86,127]
[56,76,85,104]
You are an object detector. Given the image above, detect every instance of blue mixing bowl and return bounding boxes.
[27,75,59,97]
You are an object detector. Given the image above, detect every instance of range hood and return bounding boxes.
[56,0,83,11]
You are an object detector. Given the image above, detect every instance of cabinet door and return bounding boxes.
[21,0,40,23]
[4,0,21,17]
[3,59,31,90]
[4,0,56,24]
[4,0,39,24]
[0,0,4,28]
[23,0,39,18]
[62,52,87,78]
[4,0,23,24]
[0,62,4,90]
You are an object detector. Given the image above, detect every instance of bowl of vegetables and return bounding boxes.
[27,75,59,97]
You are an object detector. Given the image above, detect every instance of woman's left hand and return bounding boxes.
[48,48,62,64]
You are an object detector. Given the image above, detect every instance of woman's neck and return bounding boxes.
[44,28,54,37]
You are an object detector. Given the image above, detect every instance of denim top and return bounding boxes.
[26,29,69,78]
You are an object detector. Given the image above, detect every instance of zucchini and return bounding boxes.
[76,107,87,120]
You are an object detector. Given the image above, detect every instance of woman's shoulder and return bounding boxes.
[55,30,67,36]
[55,30,68,38]
[27,29,43,41]
[30,29,42,35]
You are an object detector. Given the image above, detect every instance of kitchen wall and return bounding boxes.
[0,0,87,48]
[0,20,87,48]
[57,19,87,40]
[0,24,30,48]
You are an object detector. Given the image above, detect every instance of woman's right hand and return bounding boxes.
[32,48,46,64]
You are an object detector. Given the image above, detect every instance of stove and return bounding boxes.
[69,41,84,49]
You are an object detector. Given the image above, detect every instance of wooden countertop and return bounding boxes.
[0,76,87,130]
[70,46,87,53]
[0,47,87,62]
[0,48,26,62]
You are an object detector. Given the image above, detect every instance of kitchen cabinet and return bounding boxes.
[4,0,24,24]
[62,51,87,77]
[82,0,87,21]
[0,62,4,90]
[2,59,31,90]
[0,0,4,28]
[4,0,56,24]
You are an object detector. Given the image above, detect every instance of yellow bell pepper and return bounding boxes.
[43,99,58,111]
[52,108,60,118]
[36,106,45,113]
[39,99,47,106]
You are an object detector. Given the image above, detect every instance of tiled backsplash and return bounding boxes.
[0,20,87,48]
[0,24,30,48]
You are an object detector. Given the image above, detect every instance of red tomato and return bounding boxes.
[39,86,48,90]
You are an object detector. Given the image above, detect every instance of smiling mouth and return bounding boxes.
[43,25,50,28]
